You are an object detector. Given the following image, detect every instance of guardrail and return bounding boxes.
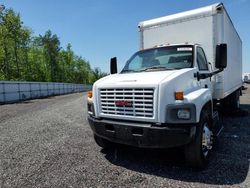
[0,81,92,104]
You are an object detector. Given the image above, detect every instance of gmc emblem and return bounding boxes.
[115,100,133,107]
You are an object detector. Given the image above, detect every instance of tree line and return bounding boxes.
[0,7,107,84]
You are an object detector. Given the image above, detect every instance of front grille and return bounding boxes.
[100,88,154,118]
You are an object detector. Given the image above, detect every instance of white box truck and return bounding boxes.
[243,73,250,83]
[87,3,242,168]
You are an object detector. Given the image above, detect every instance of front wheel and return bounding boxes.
[185,110,213,168]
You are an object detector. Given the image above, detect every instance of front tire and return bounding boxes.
[94,134,113,149]
[185,110,213,168]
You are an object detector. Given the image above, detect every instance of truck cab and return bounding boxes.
[88,43,228,168]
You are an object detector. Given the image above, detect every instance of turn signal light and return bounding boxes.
[87,91,93,98]
[175,91,184,100]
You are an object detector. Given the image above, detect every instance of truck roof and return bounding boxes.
[138,3,222,29]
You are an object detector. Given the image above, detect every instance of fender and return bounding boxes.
[184,88,212,123]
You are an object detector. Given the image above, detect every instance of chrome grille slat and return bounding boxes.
[100,91,153,94]
[102,106,153,111]
[101,99,153,102]
[100,88,154,118]
[100,94,153,97]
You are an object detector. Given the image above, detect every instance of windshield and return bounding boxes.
[121,45,193,73]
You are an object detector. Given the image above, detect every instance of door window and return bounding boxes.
[197,47,208,71]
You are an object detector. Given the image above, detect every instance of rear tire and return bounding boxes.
[221,90,240,110]
[94,134,113,149]
[229,90,240,109]
[185,110,212,168]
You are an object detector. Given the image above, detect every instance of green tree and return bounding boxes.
[90,67,108,84]
[59,44,94,84]
[26,37,47,81]
[0,8,31,80]
[59,43,74,82]
[37,30,61,82]
[0,6,107,84]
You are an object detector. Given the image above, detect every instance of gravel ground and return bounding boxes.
[0,86,250,188]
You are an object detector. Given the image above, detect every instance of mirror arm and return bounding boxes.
[194,68,224,81]
[209,68,224,77]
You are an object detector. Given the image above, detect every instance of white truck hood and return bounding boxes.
[95,70,179,86]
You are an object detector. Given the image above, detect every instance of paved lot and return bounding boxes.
[0,86,250,188]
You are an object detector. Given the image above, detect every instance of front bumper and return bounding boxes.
[88,116,197,148]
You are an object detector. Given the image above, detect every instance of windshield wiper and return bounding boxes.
[121,69,139,73]
[140,66,173,72]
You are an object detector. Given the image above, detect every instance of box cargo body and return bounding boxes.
[138,3,242,99]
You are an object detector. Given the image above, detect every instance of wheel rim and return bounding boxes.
[202,123,212,157]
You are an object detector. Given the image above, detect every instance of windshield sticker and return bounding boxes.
[177,47,192,51]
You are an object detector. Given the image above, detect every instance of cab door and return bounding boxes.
[196,46,212,90]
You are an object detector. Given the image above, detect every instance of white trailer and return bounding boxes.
[138,2,242,99]
[87,3,243,168]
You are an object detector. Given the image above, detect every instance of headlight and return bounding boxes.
[166,104,196,123]
[177,109,191,120]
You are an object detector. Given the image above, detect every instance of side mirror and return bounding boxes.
[215,44,227,69]
[110,57,117,74]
